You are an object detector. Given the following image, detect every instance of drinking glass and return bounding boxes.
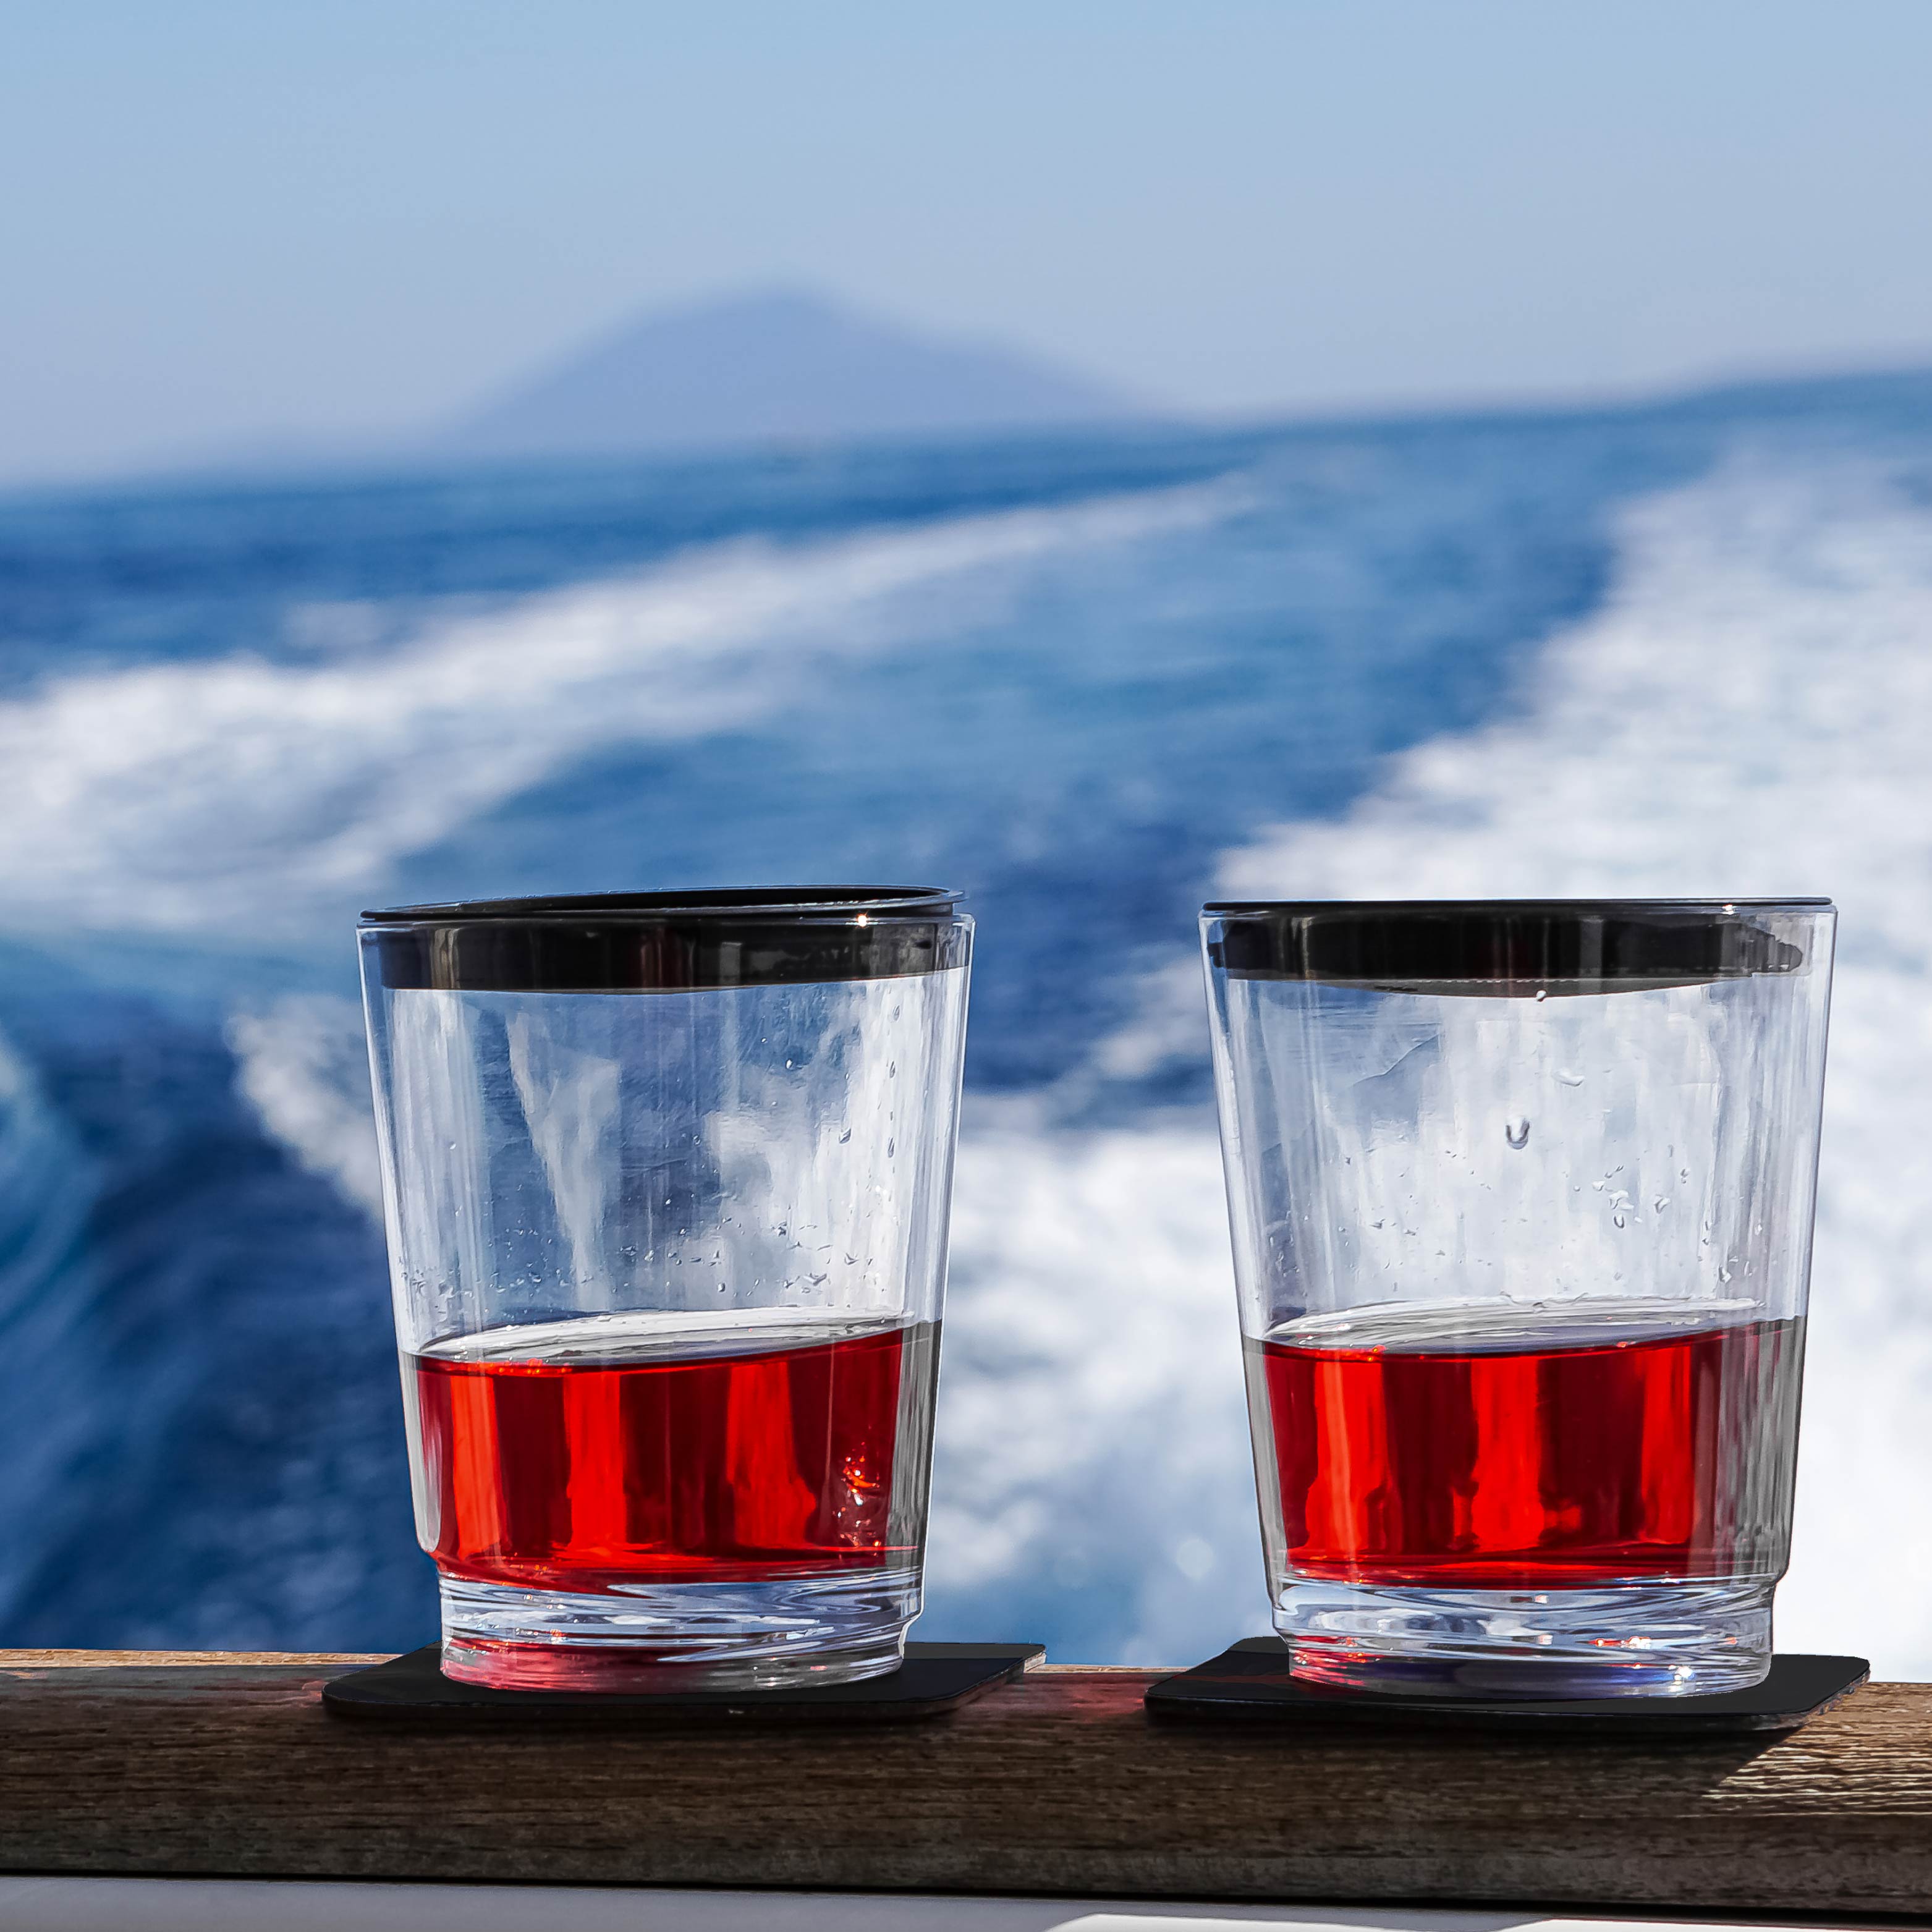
[359,888,972,1690]
[1201,899,1834,1696]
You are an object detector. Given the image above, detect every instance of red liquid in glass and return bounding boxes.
[1250,1303,1802,1588]
[406,1315,936,1592]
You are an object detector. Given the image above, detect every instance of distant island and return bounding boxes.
[434,287,1155,460]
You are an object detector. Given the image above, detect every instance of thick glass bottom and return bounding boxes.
[438,1566,920,1691]
[1274,1577,1774,1697]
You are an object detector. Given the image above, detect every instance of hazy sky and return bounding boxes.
[6,2,1932,483]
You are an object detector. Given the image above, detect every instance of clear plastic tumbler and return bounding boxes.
[1201,899,1834,1696]
[359,888,972,1690]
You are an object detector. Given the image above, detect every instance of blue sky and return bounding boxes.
[6,1,1932,482]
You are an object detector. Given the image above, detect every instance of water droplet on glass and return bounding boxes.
[886,1138,896,1158]
[839,1128,852,1144]
[1534,988,1548,1002]
[1653,1195,1670,1213]
[1504,1117,1531,1150]
[1557,1069,1584,1087]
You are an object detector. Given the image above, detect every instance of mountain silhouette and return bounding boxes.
[439,287,1151,457]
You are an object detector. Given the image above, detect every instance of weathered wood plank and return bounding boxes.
[1,1652,1930,1913]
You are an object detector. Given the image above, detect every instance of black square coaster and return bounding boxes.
[1144,1638,1870,1736]
[323,1642,1044,1728]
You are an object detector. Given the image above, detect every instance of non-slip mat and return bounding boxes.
[1145,1638,1870,1735]
[323,1641,1044,1727]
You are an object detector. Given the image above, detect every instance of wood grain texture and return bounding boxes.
[2,1652,1931,1912]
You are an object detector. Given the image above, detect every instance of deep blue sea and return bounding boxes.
[6,373,1932,1667]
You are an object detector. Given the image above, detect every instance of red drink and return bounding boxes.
[404,1313,938,1593]
[1248,1300,1803,1589]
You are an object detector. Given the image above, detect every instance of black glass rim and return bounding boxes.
[361,886,968,993]
[1203,897,1832,917]
[362,886,960,924]
[1202,897,1832,995]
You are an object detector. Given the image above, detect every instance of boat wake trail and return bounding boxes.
[0,477,1242,938]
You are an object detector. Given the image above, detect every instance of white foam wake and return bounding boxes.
[226,998,386,1219]
[1219,454,1932,1676]
[930,1118,1268,1663]
[0,478,1240,937]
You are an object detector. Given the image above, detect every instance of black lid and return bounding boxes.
[1203,899,1830,996]
[360,888,967,992]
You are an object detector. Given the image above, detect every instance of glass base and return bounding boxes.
[1273,1577,1774,1697]
[438,1566,920,1692]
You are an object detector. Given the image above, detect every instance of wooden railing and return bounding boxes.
[2,1651,1928,1914]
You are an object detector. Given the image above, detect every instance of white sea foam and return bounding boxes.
[226,998,386,1219]
[931,1117,1269,1663]
[1218,454,1932,1677]
[0,478,1241,936]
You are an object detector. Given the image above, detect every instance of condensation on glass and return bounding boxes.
[360,888,971,1690]
[1201,899,1835,1697]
